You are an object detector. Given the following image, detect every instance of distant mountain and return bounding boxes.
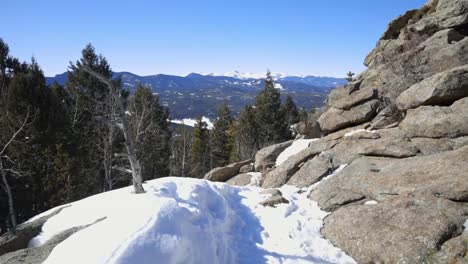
[46,72,346,119]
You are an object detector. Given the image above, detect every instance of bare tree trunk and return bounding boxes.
[0,160,16,234]
[83,67,145,194]
[121,115,145,193]
[0,110,30,233]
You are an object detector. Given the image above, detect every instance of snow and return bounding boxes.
[274,83,284,90]
[276,139,318,166]
[343,129,376,139]
[30,177,355,264]
[171,117,214,130]
[364,200,378,205]
[248,172,263,187]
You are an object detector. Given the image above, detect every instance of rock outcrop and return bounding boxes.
[254,141,293,173]
[203,159,252,182]
[308,1,468,261]
[202,1,468,261]
[247,0,468,262]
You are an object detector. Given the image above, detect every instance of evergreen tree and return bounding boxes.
[254,70,289,148]
[67,44,118,193]
[346,71,355,82]
[129,85,172,180]
[0,39,71,231]
[282,95,299,126]
[170,124,193,177]
[211,102,234,168]
[190,116,210,178]
[233,104,259,161]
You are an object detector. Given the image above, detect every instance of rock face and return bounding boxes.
[0,206,69,256]
[251,0,468,262]
[254,141,293,173]
[203,159,252,182]
[396,65,468,110]
[261,138,338,188]
[318,99,379,133]
[321,194,466,264]
[225,173,253,186]
[399,97,468,138]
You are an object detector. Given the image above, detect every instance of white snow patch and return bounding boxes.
[343,129,376,139]
[171,117,214,130]
[276,139,318,166]
[30,177,355,264]
[364,200,378,205]
[248,172,263,187]
[274,83,284,90]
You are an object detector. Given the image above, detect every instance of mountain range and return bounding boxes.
[46,72,346,119]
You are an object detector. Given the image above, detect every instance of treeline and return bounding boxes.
[0,39,305,233]
[0,41,171,233]
[171,71,306,178]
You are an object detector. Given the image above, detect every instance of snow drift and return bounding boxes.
[27,177,355,264]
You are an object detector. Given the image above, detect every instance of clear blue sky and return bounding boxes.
[4,0,427,77]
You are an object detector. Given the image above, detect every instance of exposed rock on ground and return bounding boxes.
[0,206,69,256]
[0,217,105,264]
[203,159,252,182]
[254,141,293,173]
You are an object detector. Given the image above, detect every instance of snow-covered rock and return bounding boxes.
[275,139,317,166]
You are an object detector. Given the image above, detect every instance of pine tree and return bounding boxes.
[282,95,299,126]
[129,85,172,180]
[211,102,234,168]
[233,104,259,161]
[171,124,193,177]
[346,71,355,82]
[67,44,120,193]
[254,70,289,148]
[190,116,210,178]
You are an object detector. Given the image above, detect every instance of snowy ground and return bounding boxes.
[171,117,214,129]
[27,175,355,264]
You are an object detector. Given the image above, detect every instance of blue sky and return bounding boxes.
[4,0,427,77]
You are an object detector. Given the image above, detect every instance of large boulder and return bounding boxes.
[203,159,252,182]
[321,194,466,264]
[399,97,468,138]
[254,141,293,173]
[310,145,468,211]
[410,136,468,155]
[331,88,378,110]
[286,154,333,188]
[397,65,468,110]
[318,99,380,133]
[225,173,257,187]
[295,121,321,139]
[261,138,338,188]
[370,103,404,129]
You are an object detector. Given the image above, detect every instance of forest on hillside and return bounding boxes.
[0,39,313,234]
